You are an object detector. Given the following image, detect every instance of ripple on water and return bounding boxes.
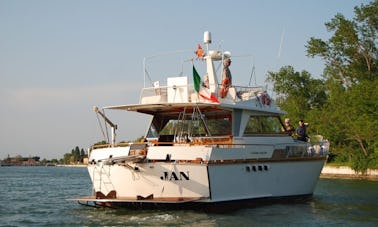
[1,167,377,226]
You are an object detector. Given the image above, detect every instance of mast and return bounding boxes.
[203,31,219,94]
[93,106,117,146]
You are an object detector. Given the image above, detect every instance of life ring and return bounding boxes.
[260,92,271,106]
[219,78,230,98]
[261,93,267,105]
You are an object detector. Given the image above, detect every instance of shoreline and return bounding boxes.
[56,164,87,167]
[320,166,378,180]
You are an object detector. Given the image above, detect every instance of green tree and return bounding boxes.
[266,66,327,122]
[306,1,377,86]
[71,146,81,163]
[306,0,378,173]
[93,140,108,146]
[63,153,72,164]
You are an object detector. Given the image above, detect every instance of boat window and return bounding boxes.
[146,124,159,138]
[160,120,182,136]
[244,116,282,135]
[205,118,232,136]
[159,117,231,138]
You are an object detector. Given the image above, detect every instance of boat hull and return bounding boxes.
[75,194,314,210]
[207,158,325,202]
[82,156,326,208]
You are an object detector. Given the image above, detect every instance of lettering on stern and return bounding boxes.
[160,171,190,181]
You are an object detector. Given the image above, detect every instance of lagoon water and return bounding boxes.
[0,166,377,226]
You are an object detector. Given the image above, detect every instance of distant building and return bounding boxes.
[0,155,41,166]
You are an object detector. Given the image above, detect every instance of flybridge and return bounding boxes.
[130,31,283,112]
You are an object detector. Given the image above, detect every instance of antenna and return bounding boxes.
[203,31,211,52]
[248,64,256,86]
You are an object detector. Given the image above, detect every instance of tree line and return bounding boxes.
[267,0,377,174]
[61,146,87,164]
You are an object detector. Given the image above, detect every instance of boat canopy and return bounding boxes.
[103,101,286,116]
[103,102,219,114]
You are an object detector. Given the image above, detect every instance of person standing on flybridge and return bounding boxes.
[219,58,232,98]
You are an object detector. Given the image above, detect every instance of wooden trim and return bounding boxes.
[147,156,327,165]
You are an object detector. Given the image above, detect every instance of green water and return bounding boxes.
[0,166,377,226]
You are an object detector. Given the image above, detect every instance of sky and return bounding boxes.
[0,0,371,159]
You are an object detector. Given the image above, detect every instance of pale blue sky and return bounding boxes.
[0,0,370,159]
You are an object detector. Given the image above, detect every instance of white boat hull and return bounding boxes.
[207,159,325,202]
[85,155,326,206]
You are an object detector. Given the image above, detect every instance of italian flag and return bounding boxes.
[193,65,201,93]
[192,65,219,103]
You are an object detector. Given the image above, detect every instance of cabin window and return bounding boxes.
[205,118,232,136]
[244,116,282,135]
[146,124,159,138]
[159,118,231,137]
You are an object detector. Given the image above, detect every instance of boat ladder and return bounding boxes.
[92,163,115,195]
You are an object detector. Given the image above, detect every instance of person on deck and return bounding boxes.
[222,58,232,86]
[282,118,295,136]
[296,120,309,141]
[219,58,232,98]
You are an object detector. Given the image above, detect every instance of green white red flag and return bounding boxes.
[192,65,219,103]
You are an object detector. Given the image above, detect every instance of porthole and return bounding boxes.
[247,165,270,173]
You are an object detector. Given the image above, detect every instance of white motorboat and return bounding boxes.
[74,32,329,209]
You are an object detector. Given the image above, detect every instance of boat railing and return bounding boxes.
[214,142,327,158]
[90,142,132,151]
[140,85,169,104]
[91,139,326,160]
[231,85,265,101]
[140,84,192,104]
[139,82,267,104]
